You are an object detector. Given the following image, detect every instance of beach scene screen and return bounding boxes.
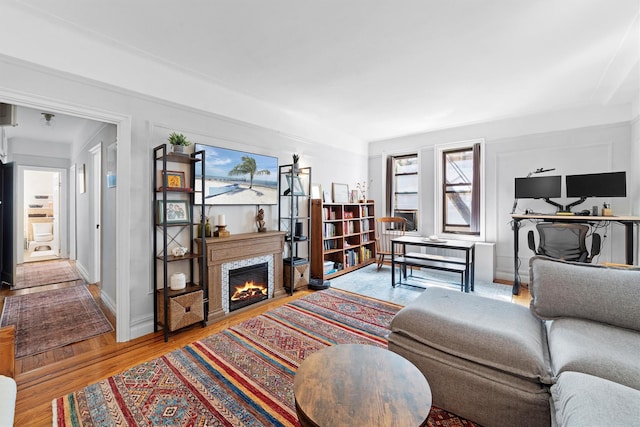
[194,143,279,205]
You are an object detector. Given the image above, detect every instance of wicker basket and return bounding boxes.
[284,259,309,291]
[158,290,204,331]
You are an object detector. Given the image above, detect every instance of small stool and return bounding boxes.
[388,287,553,427]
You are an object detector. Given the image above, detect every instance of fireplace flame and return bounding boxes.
[231,281,268,302]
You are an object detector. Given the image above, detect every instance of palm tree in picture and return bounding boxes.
[228,156,270,189]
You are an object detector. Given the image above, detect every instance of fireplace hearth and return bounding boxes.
[228,262,269,311]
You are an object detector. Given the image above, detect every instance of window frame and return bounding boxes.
[384,152,420,234]
[434,139,485,240]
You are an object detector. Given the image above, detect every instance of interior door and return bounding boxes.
[1,161,14,285]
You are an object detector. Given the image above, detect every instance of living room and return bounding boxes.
[0,2,639,425]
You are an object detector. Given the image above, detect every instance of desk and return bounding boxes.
[294,344,431,427]
[391,235,475,292]
[511,214,640,295]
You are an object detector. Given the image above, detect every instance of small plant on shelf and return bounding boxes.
[168,132,191,153]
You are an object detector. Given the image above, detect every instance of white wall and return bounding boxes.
[370,106,636,283]
[0,56,368,341]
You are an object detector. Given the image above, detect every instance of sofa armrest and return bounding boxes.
[529,256,640,331]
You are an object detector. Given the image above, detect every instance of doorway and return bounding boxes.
[21,168,63,263]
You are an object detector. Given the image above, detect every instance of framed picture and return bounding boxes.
[332,183,349,203]
[157,200,190,224]
[311,183,322,200]
[162,170,186,190]
[286,175,306,196]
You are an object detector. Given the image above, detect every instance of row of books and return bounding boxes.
[321,206,373,221]
[344,247,373,268]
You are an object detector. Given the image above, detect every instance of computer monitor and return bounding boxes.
[514,175,562,199]
[565,172,626,198]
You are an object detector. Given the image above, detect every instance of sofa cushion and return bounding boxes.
[529,256,640,332]
[390,287,553,383]
[547,318,640,390]
[551,371,640,426]
[0,375,16,426]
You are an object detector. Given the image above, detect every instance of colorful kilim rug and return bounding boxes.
[1,285,113,358]
[52,288,476,426]
[14,259,84,290]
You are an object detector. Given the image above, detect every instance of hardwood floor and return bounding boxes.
[3,282,313,427]
[2,272,531,426]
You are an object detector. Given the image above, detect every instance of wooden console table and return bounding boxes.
[196,231,286,321]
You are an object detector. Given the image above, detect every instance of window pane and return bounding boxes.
[445,192,471,226]
[396,174,418,192]
[395,157,418,174]
[445,150,473,185]
[395,193,418,210]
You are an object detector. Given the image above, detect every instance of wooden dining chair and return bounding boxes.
[375,217,407,270]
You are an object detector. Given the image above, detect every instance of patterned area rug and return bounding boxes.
[14,259,83,290]
[0,285,113,358]
[52,288,476,426]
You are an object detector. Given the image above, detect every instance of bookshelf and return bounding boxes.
[310,200,376,280]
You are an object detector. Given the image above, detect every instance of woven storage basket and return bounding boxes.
[284,260,309,290]
[158,290,204,331]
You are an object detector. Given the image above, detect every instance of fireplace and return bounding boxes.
[228,262,269,312]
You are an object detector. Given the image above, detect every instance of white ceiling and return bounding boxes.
[5,0,640,143]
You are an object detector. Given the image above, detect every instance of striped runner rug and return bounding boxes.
[53,288,475,426]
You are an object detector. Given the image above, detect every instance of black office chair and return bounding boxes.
[528,222,601,263]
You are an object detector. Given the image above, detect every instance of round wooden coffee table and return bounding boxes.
[294,344,431,426]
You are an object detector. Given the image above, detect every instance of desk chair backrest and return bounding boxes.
[528,222,601,263]
[375,217,407,270]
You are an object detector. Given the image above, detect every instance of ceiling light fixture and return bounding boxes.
[41,112,55,127]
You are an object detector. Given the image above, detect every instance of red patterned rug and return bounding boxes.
[1,285,113,358]
[53,288,477,426]
[14,259,83,290]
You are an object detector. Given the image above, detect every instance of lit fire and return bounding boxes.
[231,281,267,301]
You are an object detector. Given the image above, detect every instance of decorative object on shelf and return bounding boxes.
[286,175,306,196]
[161,170,186,190]
[168,132,191,154]
[356,179,372,202]
[311,184,322,200]
[292,153,300,174]
[214,213,230,237]
[350,190,358,203]
[157,200,190,224]
[170,272,187,290]
[602,203,613,216]
[257,208,267,232]
[332,183,349,203]
[172,246,188,257]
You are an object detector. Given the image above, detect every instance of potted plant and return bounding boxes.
[168,132,191,154]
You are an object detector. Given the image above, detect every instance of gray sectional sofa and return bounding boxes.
[388,256,640,426]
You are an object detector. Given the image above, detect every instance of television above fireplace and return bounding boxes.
[194,143,278,205]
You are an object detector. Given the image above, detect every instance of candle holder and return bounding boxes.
[214,224,230,238]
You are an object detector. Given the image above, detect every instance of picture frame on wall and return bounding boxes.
[332,183,349,203]
[162,170,186,190]
[157,200,190,224]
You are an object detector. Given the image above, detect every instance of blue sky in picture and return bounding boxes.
[195,143,278,187]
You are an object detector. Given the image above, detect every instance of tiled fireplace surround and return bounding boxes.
[198,231,287,321]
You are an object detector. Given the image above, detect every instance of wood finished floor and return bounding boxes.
[1,266,530,426]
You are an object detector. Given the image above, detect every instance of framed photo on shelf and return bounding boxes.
[286,175,306,196]
[157,200,190,224]
[332,183,349,203]
[162,170,186,190]
[311,183,322,200]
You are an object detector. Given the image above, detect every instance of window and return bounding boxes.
[438,141,482,236]
[386,154,418,232]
